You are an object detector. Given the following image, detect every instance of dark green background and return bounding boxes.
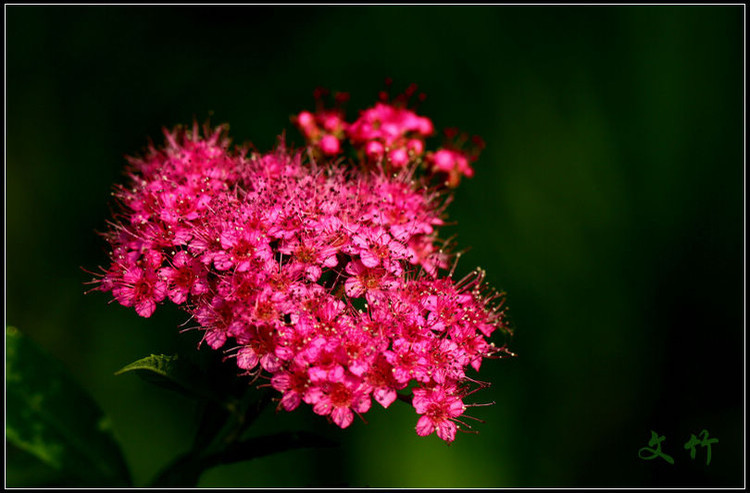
[6,5,744,488]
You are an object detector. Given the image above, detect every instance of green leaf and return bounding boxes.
[6,442,80,487]
[151,431,339,487]
[114,353,219,402]
[214,431,339,465]
[5,326,131,486]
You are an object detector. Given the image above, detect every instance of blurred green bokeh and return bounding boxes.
[6,5,743,487]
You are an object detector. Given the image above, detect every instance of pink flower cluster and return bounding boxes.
[93,90,511,443]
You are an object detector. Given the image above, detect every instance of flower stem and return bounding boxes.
[149,387,273,487]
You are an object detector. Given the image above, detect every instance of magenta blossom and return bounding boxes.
[413,384,466,442]
[90,87,512,443]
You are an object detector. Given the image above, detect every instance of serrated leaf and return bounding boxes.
[115,353,217,402]
[5,326,131,486]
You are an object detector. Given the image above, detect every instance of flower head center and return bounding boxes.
[295,245,315,264]
[329,382,353,408]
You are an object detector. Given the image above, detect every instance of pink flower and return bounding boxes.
[365,140,384,162]
[271,363,311,411]
[347,102,433,148]
[319,134,341,155]
[278,233,339,282]
[427,148,475,188]
[111,263,167,318]
[412,384,466,443]
[158,251,208,304]
[363,353,405,408]
[91,88,511,443]
[215,227,272,272]
[236,324,282,373]
[194,295,244,350]
[431,148,473,176]
[345,101,434,171]
[304,374,372,429]
[388,147,409,168]
[344,259,399,304]
[350,227,409,275]
[384,338,431,385]
[293,95,348,158]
